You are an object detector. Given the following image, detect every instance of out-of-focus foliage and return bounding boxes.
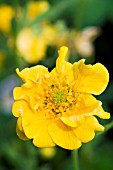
[0,0,113,169]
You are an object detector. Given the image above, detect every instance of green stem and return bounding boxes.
[75,0,85,30]
[72,149,80,170]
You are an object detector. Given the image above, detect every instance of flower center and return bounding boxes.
[43,83,76,117]
[54,91,66,104]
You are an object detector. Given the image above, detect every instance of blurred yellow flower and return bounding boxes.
[27,1,50,20]
[39,148,56,159]
[12,46,110,150]
[16,27,47,63]
[16,24,58,63]
[56,27,100,57]
[74,27,100,57]
[0,5,14,33]
[41,23,58,45]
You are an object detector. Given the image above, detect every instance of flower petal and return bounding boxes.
[94,106,110,119]
[55,46,74,85]
[16,117,29,140]
[22,110,55,148]
[84,116,104,131]
[12,100,29,117]
[13,82,45,105]
[60,94,101,127]
[16,65,49,82]
[74,116,104,143]
[72,93,101,116]
[74,127,95,143]
[13,87,31,100]
[48,119,81,150]
[73,59,109,95]
[60,115,85,128]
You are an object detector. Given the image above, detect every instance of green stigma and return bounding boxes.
[54,91,66,104]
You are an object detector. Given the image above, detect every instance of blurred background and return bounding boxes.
[0,0,113,169]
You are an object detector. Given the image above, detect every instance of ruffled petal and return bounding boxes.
[84,116,104,131]
[60,115,85,127]
[94,106,110,119]
[12,100,29,117]
[74,116,104,143]
[48,119,81,150]
[74,127,95,143]
[13,83,45,108]
[13,87,31,100]
[16,117,29,140]
[60,94,101,127]
[22,110,55,147]
[55,46,74,85]
[72,93,101,115]
[73,59,109,95]
[16,65,49,82]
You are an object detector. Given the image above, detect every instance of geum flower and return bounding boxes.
[27,0,50,20]
[12,46,110,150]
[0,5,14,33]
[16,27,47,63]
[16,25,58,63]
[55,26,100,57]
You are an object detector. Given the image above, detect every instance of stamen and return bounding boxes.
[37,83,76,118]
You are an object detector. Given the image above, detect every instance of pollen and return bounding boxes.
[42,83,76,118]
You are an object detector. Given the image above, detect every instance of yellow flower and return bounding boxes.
[12,46,110,150]
[74,27,100,57]
[27,1,49,20]
[55,26,100,57]
[41,23,59,45]
[39,148,56,159]
[16,24,58,63]
[16,27,47,63]
[0,5,14,33]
